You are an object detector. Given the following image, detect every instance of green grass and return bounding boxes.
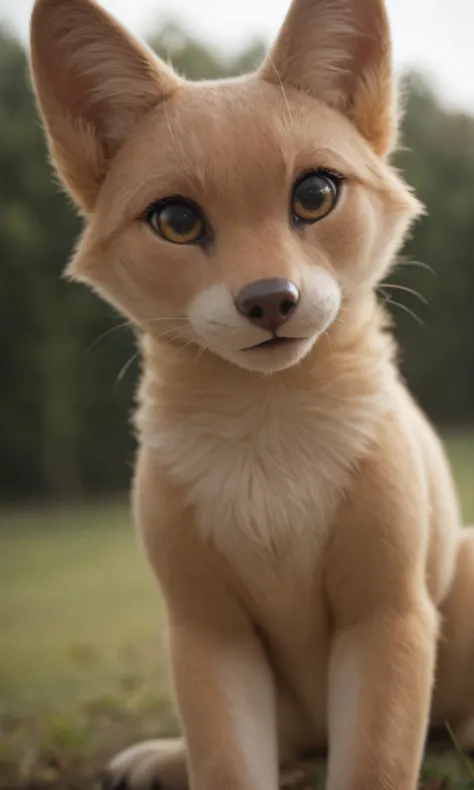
[1,433,473,788]
[445,431,474,525]
[0,502,165,714]
[0,503,177,788]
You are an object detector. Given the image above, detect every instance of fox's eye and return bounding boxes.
[146,200,204,245]
[291,171,341,224]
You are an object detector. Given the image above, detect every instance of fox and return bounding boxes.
[29,0,474,788]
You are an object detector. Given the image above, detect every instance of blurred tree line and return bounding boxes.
[1,23,473,501]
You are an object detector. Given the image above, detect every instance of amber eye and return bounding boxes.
[146,199,205,245]
[291,171,341,224]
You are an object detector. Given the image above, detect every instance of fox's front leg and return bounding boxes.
[105,582,279,790]
[324,429,439,790]
[326,603,437,790]
[168,611,278,790]
[108,466,279,790]
[105,604,278,790]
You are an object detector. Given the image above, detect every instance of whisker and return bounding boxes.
[142,316,188,324]
[87,319,134,352]
[380,282,428,305]
[205,319,235,330]
[114,350,141,389]
[396,258,436,276]
[267,52,294,140]
[378,290,424,326]
[196,343,210,361]
[155,327,185,342]
[88,316,188,354]
[163,97,182,161]
[172,339,196,357]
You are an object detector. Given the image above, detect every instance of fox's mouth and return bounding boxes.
[244,336,305,351]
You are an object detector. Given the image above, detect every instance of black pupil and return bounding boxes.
[161,203,198,234]
[295,175,332,210]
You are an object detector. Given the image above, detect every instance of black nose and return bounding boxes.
[235,278,300,332]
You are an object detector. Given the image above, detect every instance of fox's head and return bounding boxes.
[30,0,422,374]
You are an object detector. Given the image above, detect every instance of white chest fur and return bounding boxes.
[141,379,382,562]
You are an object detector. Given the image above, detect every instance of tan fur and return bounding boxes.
[260,0,397,155]
[29,1,474,788]
[29,0,180,211]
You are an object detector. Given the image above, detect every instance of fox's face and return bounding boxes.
[30,0,422,374]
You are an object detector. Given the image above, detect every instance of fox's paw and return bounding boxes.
[101,738,188,790]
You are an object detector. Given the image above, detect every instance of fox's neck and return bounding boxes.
[135,294,397,439]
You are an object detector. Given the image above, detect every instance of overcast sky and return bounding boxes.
[2,0,472,113]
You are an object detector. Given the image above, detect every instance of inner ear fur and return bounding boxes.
[29,0,181,211]
[260,0,397,156]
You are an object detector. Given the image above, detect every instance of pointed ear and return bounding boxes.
[29,0,181,212]
[260,0,396,156]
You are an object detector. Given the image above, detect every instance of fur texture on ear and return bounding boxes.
[29,0,181,211]
[260,0,397,157]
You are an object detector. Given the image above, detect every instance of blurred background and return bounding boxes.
[0,1,473,787]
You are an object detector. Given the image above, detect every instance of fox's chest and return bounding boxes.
[143,392,372,560]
